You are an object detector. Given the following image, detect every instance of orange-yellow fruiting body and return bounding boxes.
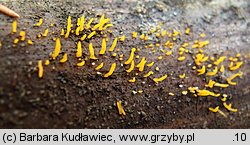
[76,41,82,58]
[109,38,118,52]
[196,89,220,97]
[179,73,186,79]
[34,18,43,27]
[60,53,68,63]
[223,102,237,112]
[120,35,125,42]
[143,71,154,77]
[220,65,225,72]
[42,29,49,37]
[124,48,136,65]
[227,72,243,85]
[65,16,71,38]
[132,31,137,38]
[89,43,98,60]
[95,62,104,70]
[88,31,96,39]
[126,60,134,73]
[77,60,85,67]
[117,101,126,116]
[13,38,19,44]
[38,60,43,78]
[214,83,229,88]
[206,67,218,76]
[99,38,106,55]
[136,57,147,72]
[229,61,243,71]
[147,62,154,67]
[85,18,93,30]
[80,34,87,41]
[12,20,17,33]
[104,63,116,77]
[45,60,50,65]
[197,65,206,75]
[214,56,226,65]
[51,38,61,60]
[27,40,33,45]
[153,75,167,83]
[61,29,65,36]
[128,77,136,83]
[178,56,186,61]
[209,106,219,113]
[19,31,26,41]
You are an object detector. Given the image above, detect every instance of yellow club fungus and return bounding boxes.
[223,102,237,112]
[75,27,80,35]
[144,35,149,41]
[132,31,137,38]
[109,38,118,52]
[85,18,93,30]
[209,106,219,113]
[205,80,215,88]
[136,57,147,72]
[153,75,167,84]
[188,87,198,93]
[169,92,174,96]
[37,60,43,78]
[76,60,85,67]
[166,51,172,56]
[44,60,50,66]
[200,56,209,63]
[182,91,188,95]
[200,33,205,37]
[155,33,160,37]
[220,65,225,73]
[89,43,98,60]
[196,89,220,97]
[19,31,26,41]
[126,60,134,73]
[143,71,154,78]
[179,73,186,79]
[185,28,190,35]
[60,53,68,63]
[103,23,113,30]
[206,66,218,76]
[120,35,125,42]
[42,29,49,37]
[60,29,65,36]
[124,48,136,65]
[76,41,82,58]
[88,31,96,39]
[80,34,87,41]
[99,38,107,55]
[158,56,162,60]
[0,42,2,48]
[117,101,126,116]
[65,16,71,38]
[104,63,116,78]
[27,39,33,45]
[12,20,17,33]
[178,56,186,61]
[229,61,243,71]
[13,38,19,44]
[79,15,85,31]
[128,77,136,83]
[95,62,104,70]
[161,30,167,37]
[34,18,43,27]
[140,33,145,40]
[214,83,229,88]
[51,38,61,60]
[147,62,154,67]
[227,72,243,85]
[214,56,226,65]
[197,65,206,75]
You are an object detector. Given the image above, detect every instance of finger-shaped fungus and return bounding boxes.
[76,41,82,58]
[95,62,104,70]
[126,60,134,73]
[37,60,43,78]
[153,75,167,84]
[117,101,126,116]
[60,53,68,63]
[99,38,106,55]
[104,63,116,77]
[109,38,118,52]
[124,48,136,65]
[89,43,98,60]
[12,20,17,33]
[51,38,61,60]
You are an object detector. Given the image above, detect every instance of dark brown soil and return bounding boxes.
[0,0,249,128]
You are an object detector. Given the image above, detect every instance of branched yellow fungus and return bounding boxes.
[179,73,186,79]
[229,61,243,71]
[65,16,71,38]
[37,60,43,78]
[205,80,215,88]
[45,60,50,65]
[77,60,85,67]
[117,100,126,116]
[196,89,220,97]
[132,31,137,38]
[147,62,154,67]
[209,106,219,113]
[95,62,104,70]
[85,18,93,30]
[104,63,116,77]
[99,38,106,55]
[214,56,226,65]
[79,15,85,31]
[206,66,218,76]
[80,34,87,41]
[12,20,17,33]
[153,75,167,84]
[136,57,147,72]
[128,77,136,83]
[51,38,61,60]
[87,31,96,39]
[197,65,206,75]
[42,29,49,37]
[13,38,19,44]
[34,18,43,27]
[27,39,33,45]
[143,71,154,77]
[223,102,237,112]
[227,72,243,85]
[89,43,98,60]
[60,28,65,36]
[126,60,134,73]
[220,65,225,73]
[214,83,229,88]
[76,41,82,58]
[120,35,125,42]
[19,31,26,41]
[109,38,118,52]
[60,53,68,63]
[124,48,136,65]
[188,87,198,93]
[178,56,186,61]
[200,56,209,63]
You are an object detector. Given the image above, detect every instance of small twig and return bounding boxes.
[0,4,20,18]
